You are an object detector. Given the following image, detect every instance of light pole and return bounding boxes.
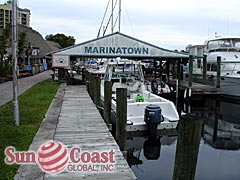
[12,0,19,126]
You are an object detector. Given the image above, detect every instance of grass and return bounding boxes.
[0,79,60,180]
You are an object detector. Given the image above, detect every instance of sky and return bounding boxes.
[5,0,240,50]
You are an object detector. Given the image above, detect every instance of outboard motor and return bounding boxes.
[144,104,162,136]
[151,79,159,94]
[143,135,161,160]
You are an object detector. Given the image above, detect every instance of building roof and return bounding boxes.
[48,32,190,59]
[18,25,60,57]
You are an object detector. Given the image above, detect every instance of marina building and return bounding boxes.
[185,44,205,57]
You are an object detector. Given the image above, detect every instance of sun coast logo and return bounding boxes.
[38,141,69,173]
[4,141,116,174]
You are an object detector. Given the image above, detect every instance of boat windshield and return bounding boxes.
[207,38,240,50]
[103,63,144,82]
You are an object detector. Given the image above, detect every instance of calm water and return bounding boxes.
[127,100,240,180]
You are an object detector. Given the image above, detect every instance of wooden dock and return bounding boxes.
[169,79,221,95]
[45,85,136,180]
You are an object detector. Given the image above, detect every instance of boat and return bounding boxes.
[190,36,240,101]
[85,59,107,76]
[100,59,179,132]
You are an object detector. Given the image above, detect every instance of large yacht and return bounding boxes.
[191,36,240,101]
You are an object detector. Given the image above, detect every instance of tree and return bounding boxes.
[45,33,75,48]
[0,23,11,62]
[18,31,27,58]
[0,25,27,77]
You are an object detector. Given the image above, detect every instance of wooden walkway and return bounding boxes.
[45,85,136,180]
[169,79,221,95]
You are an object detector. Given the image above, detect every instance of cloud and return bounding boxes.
[16,0,240,50]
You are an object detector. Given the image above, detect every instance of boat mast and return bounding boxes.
[111,0,114,33]
[119,0,121,32]
[98,0,121,36]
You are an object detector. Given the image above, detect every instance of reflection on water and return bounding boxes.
[127,100,240,180]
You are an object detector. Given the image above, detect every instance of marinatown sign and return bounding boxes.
[50,32,189,58]
[84,46,149,55]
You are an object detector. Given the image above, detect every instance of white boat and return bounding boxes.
[85,59,107,76]
[100,59,179,132]
[191,36,240,100]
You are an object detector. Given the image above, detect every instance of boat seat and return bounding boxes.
[128,81,141,92]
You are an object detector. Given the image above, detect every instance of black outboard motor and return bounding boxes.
[143,136,161,160]
[151,79,159,94]
[144,104,162,136]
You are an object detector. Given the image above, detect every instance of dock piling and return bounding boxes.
[86,71,90,92]
[188,55,193,87]
[216,56,221,88]
[93,76,101,106]
[203,55,207,80]
[104,80,112,125]
[172,114,203,180]
[116,88,127,151]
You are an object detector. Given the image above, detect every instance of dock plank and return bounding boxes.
[45,85,136,180]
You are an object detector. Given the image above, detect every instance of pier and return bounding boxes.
[15,85,136,180]
[45,85,136,180]
[168,79,221,95]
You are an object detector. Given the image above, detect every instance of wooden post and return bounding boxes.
[88,73,92,98]
[116,88,127,151]
[177,59,181,80]
[180,63,183,80]
[172,114,203,180]
[86,70,90,92]
[159,59,162,81]
[93,76,101,106]
[188,55,193,87]
[172,62,176,79]
[216,56,221,88]
[154,59,157,79]
[166,61,170,81]
[104,80,112,125]
[82,68,86,82]
[89,73,94,100]
[202,55,207,80]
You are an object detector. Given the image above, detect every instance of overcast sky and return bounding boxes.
[8,0,240,50]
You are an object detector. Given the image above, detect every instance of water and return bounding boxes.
[127,100,240,180]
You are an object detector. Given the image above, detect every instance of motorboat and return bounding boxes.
[190,36,240,101]
[85,58,107,76]
[100,59,179,132]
